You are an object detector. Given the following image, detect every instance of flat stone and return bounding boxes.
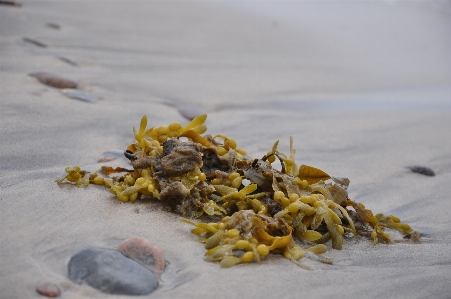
[407,165,435,176]
[68,247,158,295]
[29,72,77,89]
[178,106,206,120]
[61,89,97,103]
[36,282,61,298]
[118,237,166,277]
[97,149,127,162]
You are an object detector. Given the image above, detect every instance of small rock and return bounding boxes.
[97,149,126,162]
[118,237,166,277]
[61,89,97,103]
[22,37,47,48]
[0,1,22,7]
[46,23,61,30]
[407,165,435,176]
[178,106,206,120]
[36,282,61,298]
[68,247,158,295]
[57,56,78,66]
[29,72,77,89]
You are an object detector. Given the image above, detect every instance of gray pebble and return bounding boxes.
[98,149,126,162]
[178,106,205,120]
[23,37,47,48]
[68,247,158,295]
[61,89,97,103]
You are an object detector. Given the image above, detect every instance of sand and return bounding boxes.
[1,1,451,298]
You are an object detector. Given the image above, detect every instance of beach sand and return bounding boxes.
[1,1,451,298]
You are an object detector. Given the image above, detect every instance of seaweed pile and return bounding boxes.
[58,115,419,268]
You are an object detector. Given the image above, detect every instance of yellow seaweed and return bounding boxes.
[298,165,331,184]
[58,114,420,269]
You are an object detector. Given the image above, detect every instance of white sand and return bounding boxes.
[1,1,451,298]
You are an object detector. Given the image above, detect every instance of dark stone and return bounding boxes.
[36,282,61,297]
[68,247,158,295]
[407,165,435,176]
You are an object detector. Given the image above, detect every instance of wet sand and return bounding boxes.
[1,1,451,298]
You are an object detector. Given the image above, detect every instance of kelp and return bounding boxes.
[58,114,420,268]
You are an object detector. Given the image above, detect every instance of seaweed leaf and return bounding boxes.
[298,165,330,184]
[100,166,133,176]
[179,129,212,147]
[179,114,207,134]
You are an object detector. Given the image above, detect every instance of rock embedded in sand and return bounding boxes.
[118,237,166,276]
[97,149,127,162]
[57,56,78,66]
[0,1,22,7]
[407,165,435,176]
[22,37,47,48]
[46,23,61,30]
[29,72,77,89]
[68,247,158,295]
[178,106,206,120]
[36,282,61,298]
[61,89,97,103]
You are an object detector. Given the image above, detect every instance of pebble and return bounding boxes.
[407,165,435,176]
[68,247,158,295]
[57,56,78,66]
[118,237,166,277]
[61,89,97,103]
[178,106,206,120]
[22,37,47,47]
[410,226,432,237]
[1,1,22,7]
[35,282,61,298]
[46,23,61,30]
[0,1,22,6]
[29,72,77,89]
[97,149,126,162]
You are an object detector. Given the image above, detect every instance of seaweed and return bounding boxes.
[58,115,420,268]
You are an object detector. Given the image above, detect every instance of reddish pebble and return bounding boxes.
[36,282,61,298]
[118,237,165,277]
[29,72,77,89]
